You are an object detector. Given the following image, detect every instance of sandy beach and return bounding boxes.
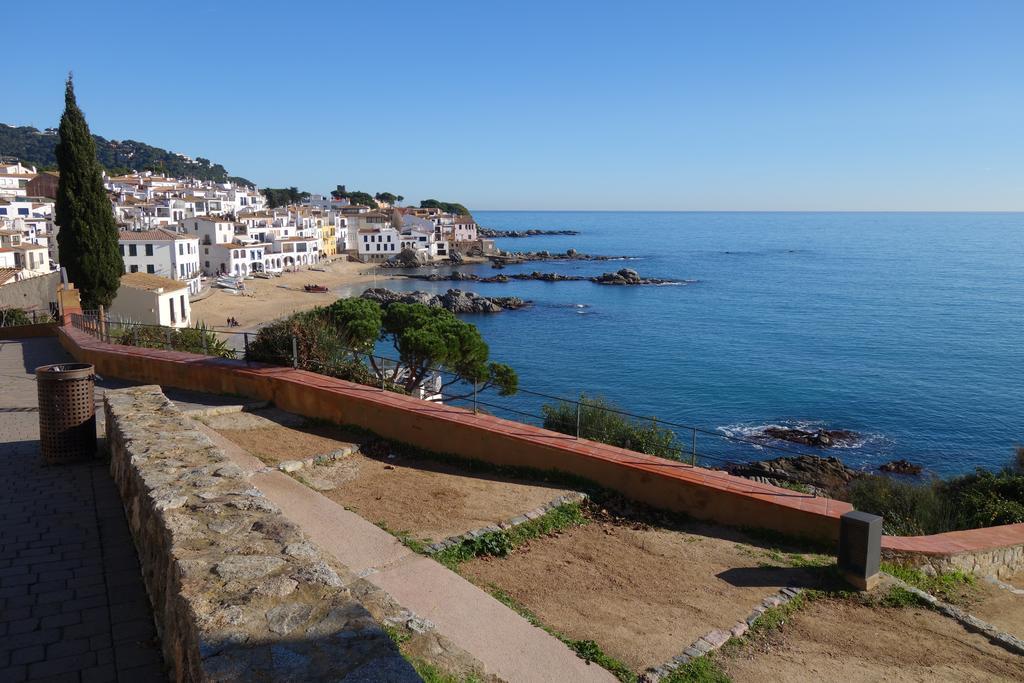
[191,259,397,331]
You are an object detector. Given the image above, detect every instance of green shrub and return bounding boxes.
[0,307,32,327]
[112,321,236,359]
[850,452,1024,535]
[542,394,680,460]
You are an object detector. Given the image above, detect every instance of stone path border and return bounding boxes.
[641,587,804,681]
[277,444,358,473]
[984,574,1024,596]
[424,491,589,555]
[888,575,1024,656]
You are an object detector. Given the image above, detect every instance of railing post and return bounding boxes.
[691,428,697,466]
[575,399,581,439]
[291,335,298,368]
[165,328,172,351]
[202,331,209,356]
[132,325,138,348]
[243,332,250,363]
[473,381,478,413]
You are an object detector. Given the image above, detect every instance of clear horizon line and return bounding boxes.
[469,209,1024,214]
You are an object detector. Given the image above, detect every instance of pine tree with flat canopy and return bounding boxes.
[55,74,123,309]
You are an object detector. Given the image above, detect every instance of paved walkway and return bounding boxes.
[198,423,617,683]
[0,338,165,682]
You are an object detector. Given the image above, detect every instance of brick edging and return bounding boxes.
[424,492,589,555]
[641,587,804,681]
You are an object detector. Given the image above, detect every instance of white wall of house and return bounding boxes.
[108,282,191,328]
[357,227,400,261]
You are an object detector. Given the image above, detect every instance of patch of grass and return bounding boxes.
[434,502,587,569]
[661,655,730,683]
[487,585,635,682]
[410,660,483,683]
[374,521,429,555]
[878,585,929,609]
[881,562,975,604]
[382,623,411,645]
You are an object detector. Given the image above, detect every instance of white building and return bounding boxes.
[0,162,36,199]
[118,228,202,294]
[0,229,49,279]
[357,226,401,261]
[108,272,191,328]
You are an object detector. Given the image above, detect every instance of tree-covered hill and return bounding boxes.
[0,123,253,186]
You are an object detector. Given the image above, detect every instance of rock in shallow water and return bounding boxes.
[360,287,528,313]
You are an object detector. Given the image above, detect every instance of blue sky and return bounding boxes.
[4,1,1022,210]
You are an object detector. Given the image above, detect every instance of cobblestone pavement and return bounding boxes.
[0,338,165,682]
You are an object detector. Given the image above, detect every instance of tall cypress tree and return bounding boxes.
[55,75,123,309]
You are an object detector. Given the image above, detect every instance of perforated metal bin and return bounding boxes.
[36,363,97,463]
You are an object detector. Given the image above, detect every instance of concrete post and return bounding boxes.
[838,511,883,591]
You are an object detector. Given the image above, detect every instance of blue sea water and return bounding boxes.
[347,212,1024,476]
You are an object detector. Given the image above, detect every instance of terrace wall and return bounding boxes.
[103,384,417,682]
[60,323,850,544]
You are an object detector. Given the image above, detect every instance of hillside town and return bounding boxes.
[0,158,491,328]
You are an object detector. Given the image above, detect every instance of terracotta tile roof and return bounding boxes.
[118,228,195,241]
[119,272,187,292]
[0,267,19,284]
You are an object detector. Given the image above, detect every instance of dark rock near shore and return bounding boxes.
[759,426,860,448]
[493,250,629,263]
[879,459,923,475]
[479,228,581,238]
[400,268,677,286]
[360,288,528,313]
[593,268,675,286]
[728,455,864,494]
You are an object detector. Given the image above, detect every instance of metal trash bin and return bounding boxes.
[36,363,97,463]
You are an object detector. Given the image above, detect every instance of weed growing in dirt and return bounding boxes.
[411,660,483,683]
[486,585,635,682]
[880,562,975,604]
[661,656,730,683]
[434,502,587,568]
[878,586,929,608]
[374,521,429,554]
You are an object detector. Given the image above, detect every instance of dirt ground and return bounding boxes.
[191,258,397,330]
[460,519,828,671]
[721,598,1024,682]
[965,581,1024,641]
[304,453,578,543]
[202,410,362,466]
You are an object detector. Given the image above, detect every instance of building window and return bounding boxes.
[169,299,176,324]
[130,265,139,273]
[178,243,184,255]
[128,244,137,256]
[180,295,186,321]
[146,265,155,274]
[145,244,154,256]
[119,245,125,255]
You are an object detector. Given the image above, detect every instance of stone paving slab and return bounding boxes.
[241,463,616,682]
[0,338,165,682]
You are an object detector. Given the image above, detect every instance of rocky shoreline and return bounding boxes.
[399,267,680,286]
[492,248,631,263]
[478,228,580,238]
[360,287,528,314]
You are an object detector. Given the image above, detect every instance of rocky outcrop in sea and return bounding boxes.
[757,426,861,448]
[727,455,864,495]
[494,248,631,263]
[399,268,679,286]
[478,228,581,238]
[360,288,528,314]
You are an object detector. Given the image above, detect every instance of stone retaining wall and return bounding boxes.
[104,385,418,682]
[882,542,1024,579]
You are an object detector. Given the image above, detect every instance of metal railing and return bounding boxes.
[0,307,57,327]
[67,312,870,497]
